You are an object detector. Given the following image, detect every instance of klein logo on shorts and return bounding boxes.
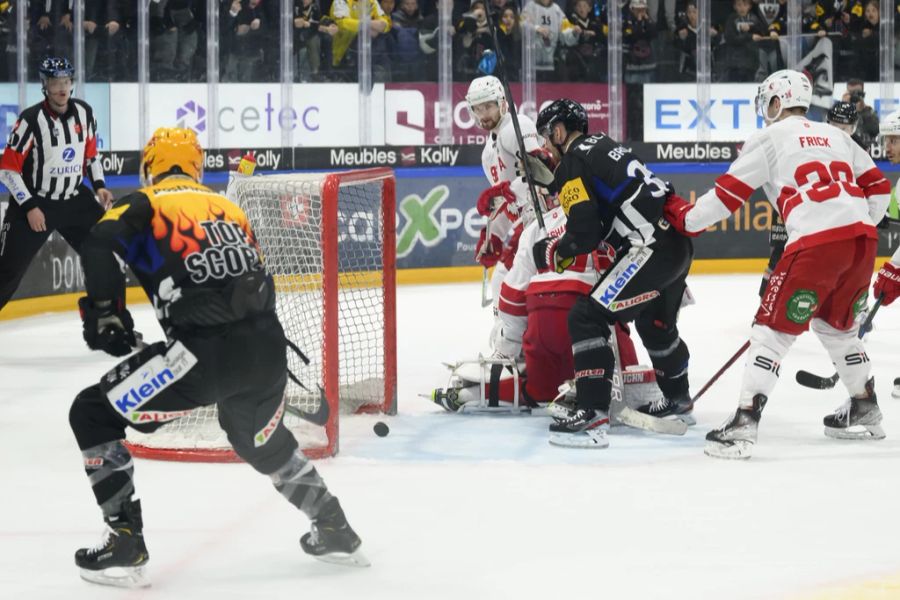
[596,262,640,306]
[61,147,76,162]
[114,368,175,415]
[786,289,818,324]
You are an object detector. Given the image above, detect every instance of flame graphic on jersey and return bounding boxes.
[150,195,254,259]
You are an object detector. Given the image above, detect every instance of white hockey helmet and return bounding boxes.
[755,69,813,123]
[466,76,508,129]
[880,110,900,137]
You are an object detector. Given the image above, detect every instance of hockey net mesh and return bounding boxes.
[125,169,396,461]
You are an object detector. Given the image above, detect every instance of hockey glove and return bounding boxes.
[515,150,556,188]
[592,241,617,273]
[663,193,701,237]
[476,181,516,217]
[78,297,137,357]
[475,227,504,269]
[874,262,900,306]
[533,236,575,274]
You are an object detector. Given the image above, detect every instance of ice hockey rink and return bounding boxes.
[2,273,900,600]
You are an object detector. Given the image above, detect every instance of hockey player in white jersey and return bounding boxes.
[467,75,550,304]
[665,69,892,459]
[874,110,900,399]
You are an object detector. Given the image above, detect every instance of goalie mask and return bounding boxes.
[140,127,204,187]
[755,69,812,123]
[466,76,508,131]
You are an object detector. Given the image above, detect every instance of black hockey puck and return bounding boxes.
[373,421,390,437]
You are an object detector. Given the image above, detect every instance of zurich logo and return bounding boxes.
[176,100,207,133]
[61,147,76,162]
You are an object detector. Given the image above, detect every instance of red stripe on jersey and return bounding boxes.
[716,173,754,201]
[498,297,528,317]
[500,282,526,304]
[84,133,97,160]
[526,279,594,296]
[783,222,877,256]
[776,186,800,221]
[714,185,745,212]
[0,147,27,173]
[856,168,890,198]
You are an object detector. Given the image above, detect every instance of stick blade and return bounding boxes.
[795,370,839,390]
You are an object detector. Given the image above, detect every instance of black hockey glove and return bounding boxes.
[78,297,137,357]
[533,236,574,274]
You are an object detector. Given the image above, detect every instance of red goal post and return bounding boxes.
[124,167,397,461]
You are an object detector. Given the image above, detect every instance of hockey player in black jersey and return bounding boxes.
[67,128,366,588]
[529,99,695,448]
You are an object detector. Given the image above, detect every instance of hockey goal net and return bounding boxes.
[125,167,397,461]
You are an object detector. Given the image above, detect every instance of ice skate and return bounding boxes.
[824,379,886,440]
[75,499,149,588]
[301,498,369,567]
[548,408,610,448]
[637,392,696,426]
[704,395,767,460]
[431,387,465,412]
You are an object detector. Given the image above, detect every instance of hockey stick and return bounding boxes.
[691,340,750,404]
[481,4,547,233]
[795,295,884,390]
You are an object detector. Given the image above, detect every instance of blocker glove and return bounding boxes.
[78,297,137,357]
[533,236,574,274]
[873,262,900,306]
[663,193,701,238]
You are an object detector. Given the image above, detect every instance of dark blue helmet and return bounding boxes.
[39,57,75,81]
[827,101,858,126]
[536,99,589,138]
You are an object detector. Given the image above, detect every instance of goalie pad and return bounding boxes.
[431,354,529,413]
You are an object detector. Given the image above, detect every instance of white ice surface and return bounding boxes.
[2,274,900,600]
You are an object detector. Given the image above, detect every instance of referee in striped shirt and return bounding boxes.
[0,57,116,311]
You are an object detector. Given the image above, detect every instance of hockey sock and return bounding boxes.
[81,440,136,518]
[645,337,690,399]
[571,336,615,412]
[739,325,796,408]
[811,318,871,397]
[270,450,334,519]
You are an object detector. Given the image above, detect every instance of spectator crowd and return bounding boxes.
[1,1,899,85]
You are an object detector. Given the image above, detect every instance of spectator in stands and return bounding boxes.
[496,4,522,78]
[674,1,719,81]
[623,0,657,83]
[753,0,784,81]
[723,0,765,82]
[566,0,605,82]
[294,0,339,81]
[390,0,426,81]
[842,78,880,145]
[226,0,268,82]
[150,0,203,82]
[373,0,396,80]
[521,0,577,79]
[330,0,392,75]
[30,1,73,75]
[1,1,16,82]
[858,0,879,80]
[454,0,493,79]
[84,1,131,81]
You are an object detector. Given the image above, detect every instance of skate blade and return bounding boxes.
[704,440,753,460]
[824,424,886,440]
[617,406,688,436]
[311,548,371,568]
[548,429,609,449]
[79,565,150,588]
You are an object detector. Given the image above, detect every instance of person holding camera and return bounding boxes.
[842,80,879,146]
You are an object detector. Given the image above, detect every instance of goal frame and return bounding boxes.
[123,167,397,462]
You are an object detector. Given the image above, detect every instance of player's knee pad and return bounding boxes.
[739,325,797,405]
[269,450,333,518]
[810,318,870,396]
[69,385,129,451]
